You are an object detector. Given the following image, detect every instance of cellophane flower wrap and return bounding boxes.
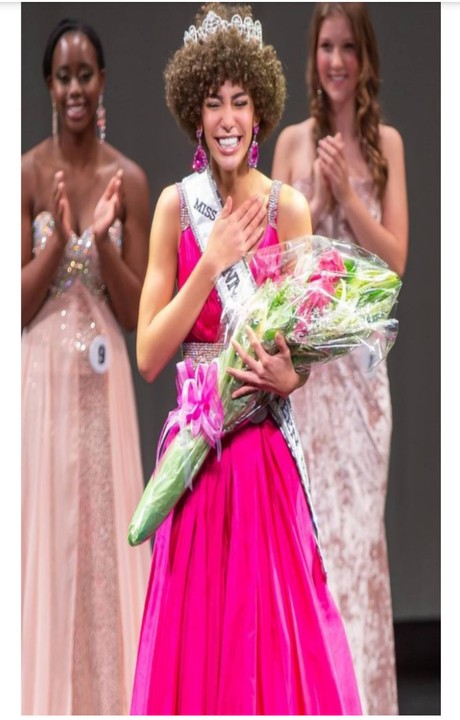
[128,236,402,546]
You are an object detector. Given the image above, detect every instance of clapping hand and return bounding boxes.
[52,170,73,244]
[312,156,333,218]
[93,168,125,240]
[317,132,351,205]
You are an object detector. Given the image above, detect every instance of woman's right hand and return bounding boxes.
[311,157,332,220]
[51,171,73,245]
[203,194,266,277]
[317,133,351,205]
[93,169,125,241]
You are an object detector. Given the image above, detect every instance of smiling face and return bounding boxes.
[49,31,104,138]
[201,80,258,174]
[316,13,360,110]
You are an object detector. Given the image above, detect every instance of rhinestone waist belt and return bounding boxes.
[181,342,227,364]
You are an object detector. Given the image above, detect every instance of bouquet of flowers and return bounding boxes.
[128,236,402,546]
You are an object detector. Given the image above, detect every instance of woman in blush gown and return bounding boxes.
[272,3,409,714]
[130,3,362,715]
[21,18,151,715]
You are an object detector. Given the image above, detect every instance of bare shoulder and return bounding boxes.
[379,124,405,156]
[272,118,316,184]
[21,149,34,193]
[21,149,35,211]
[148,184,181,253]
[275,118,314,152]
[104,144,149,193]
[21,146,35,175]
[154,183,181,222]
[22,140,51,199]
[278,183,310,215]
[276,183,311,240]
[157,182,180,208]
[22,139,49,176]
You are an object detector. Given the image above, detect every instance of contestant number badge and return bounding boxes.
[89,335,110,374]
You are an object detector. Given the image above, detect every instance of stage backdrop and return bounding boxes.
[21,2,440,623]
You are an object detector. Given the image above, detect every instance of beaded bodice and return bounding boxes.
[32,211,122,298]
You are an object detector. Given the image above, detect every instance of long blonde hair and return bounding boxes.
[307,2,388,198]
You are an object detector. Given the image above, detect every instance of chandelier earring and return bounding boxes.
[192,128,208,173]
[52,98,58,144]
[96,94,106,143]
[247,124,260,169]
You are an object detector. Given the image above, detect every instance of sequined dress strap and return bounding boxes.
[267,180,282,228]
[176,182,190,231]
[176,180,283,232]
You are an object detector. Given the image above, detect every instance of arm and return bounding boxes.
[277,184,312,242]
[137,187,267,383]
[21,161,70,329]
[318,128,409,277]
[94,163,151,331]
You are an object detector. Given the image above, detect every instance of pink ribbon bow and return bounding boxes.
[157,359,224,484]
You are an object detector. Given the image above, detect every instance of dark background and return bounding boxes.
[21,1,439,636]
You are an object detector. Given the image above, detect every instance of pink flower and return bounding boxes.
[295,278,337,336]
[302,279,336,314]
[250,245,282,286]
[316,248,346,281]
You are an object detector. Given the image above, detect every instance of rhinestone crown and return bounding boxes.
[184,10,263,48]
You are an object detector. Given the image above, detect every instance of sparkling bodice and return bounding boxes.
[32,211,123,298]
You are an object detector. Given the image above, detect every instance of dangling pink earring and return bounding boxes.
[247,124,260,169]
[192,128,208,173]
[96,94,106,143]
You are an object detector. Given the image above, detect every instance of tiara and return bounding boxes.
[184,10,263,48]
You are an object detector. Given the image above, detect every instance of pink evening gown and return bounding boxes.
[291,175,398,715]
[130,181,362,715]
[22,212,151,714]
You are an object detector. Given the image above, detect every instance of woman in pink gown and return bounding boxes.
[21,19,152,714]
[131,3,361,715]
[272,3,409,714]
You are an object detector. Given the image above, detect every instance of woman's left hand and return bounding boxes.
[227,327,308,399]
[93,168,125,240]
[317,132,352,205]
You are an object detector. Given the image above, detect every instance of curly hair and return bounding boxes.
[307,3,388,199]
[164,3,286,146]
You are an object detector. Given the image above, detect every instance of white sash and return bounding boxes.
[181,168,324,564]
